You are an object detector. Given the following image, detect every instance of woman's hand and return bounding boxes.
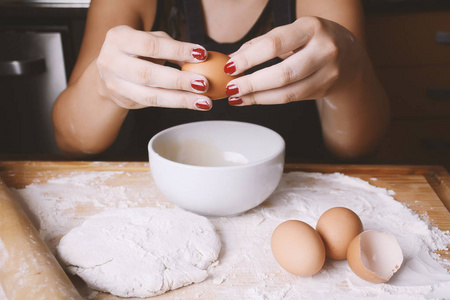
[96,25,212,111]
[224,16,366,106]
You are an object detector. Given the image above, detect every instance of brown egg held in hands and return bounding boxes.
[316,207,363,260]
[347,230,403,283]
[182,51,238,100]
[271,220,326,277]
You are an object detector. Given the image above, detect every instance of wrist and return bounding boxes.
[92,60,129,114]
[326,47,370,102]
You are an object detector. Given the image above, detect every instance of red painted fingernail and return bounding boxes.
[192,48,207,61]
[225,84,239,96]
[224,61,236,75]
[191,79,207,92]
[195,99,211,110]
[229,96,243,106]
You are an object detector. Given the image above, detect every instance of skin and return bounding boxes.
[52,0,390,159]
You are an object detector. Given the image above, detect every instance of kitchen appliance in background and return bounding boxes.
[0,0,90,8]
[0,29,67,155]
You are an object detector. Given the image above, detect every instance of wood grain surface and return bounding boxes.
[0,161,449,299]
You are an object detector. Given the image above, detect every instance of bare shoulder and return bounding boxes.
[69,0,157,83]
[295,0,364,42]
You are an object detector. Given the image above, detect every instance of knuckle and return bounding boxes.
[104,28,116,42]
[235,54,251,71]
[265,35,283,56]
[181,96,194,109]
[234,79,254,103]
[307,16,323,32]
[116,97,136,109]
[173,74,185,90]
[326,42,339,60]
[247,94,257,105]
[105,25,125,43]
[137,67,154,84]
[276,65,295,86]
[176,45,188,61]
[141,36,159,56]
[96,56,106,70]
[142,94,157,107]
[153,31,170,38]
[104,79,116,92]
[283,89,298,104]
[244,78,256,94]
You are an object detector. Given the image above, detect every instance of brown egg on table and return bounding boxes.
[182,51,238,100]
[347,230,403,283]
[271,220,326,277]
[316,207,364,260]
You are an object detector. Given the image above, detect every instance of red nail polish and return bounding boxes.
[224,61,236,75]
[229,96,243,106]
[192,48,207,61]
[226,84,239,96]
[191,79,207,92]
[195,99,211,110]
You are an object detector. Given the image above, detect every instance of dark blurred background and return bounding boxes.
[0,0,449,170]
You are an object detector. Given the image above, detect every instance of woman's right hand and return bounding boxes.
[96,25,212,111]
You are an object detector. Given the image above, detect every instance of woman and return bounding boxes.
[52,0,389,161]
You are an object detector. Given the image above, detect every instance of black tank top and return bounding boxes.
[107,0,328,162]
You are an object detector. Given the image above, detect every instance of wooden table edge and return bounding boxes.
[0,161,448,211]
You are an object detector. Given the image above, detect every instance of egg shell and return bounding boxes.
[347,230,403,283]
[316,207,363,260]
[181,51,237,100]
[271,220,326,277]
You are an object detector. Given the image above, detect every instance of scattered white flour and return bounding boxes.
[8,171,150,251]
[56,207,221,298]
[4,170,450,299]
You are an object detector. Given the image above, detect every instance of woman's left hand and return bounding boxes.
[224,16,366,105]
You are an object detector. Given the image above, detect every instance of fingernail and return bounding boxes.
[224,61,236,75]
[192,48,207,61]
[225,84,239,96]
[195,99,211,110]
[191,79,207,92]
[229,96,243,106]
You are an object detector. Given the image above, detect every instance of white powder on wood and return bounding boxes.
[2,170,450,299]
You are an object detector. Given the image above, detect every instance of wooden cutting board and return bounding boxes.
[0,161,449,299]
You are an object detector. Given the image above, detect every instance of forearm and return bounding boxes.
[317,57,390,159]
[52,60,128,158]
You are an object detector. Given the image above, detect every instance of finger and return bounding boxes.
[149,31,208,66]
[109,77,213,111]
[111,55,210,93]
[98,74,147,109]
[224,20,315,75]
[228,67,332,106]
[226,47,323,96]
[108,25,207,62]
[228,35,265,57]
[230,36,297,62]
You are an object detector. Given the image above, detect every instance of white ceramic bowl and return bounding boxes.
[148,121,285,217]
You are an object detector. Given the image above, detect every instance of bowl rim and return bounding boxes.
[148,120,285,171]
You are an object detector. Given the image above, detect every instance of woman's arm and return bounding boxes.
[52,0,210,158]
[225,0,390,160]
[53,0,153,157]
[297,0,390,159]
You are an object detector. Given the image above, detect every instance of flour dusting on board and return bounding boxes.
[5,170,450,299]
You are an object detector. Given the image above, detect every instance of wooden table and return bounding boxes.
[2,161,447,213]
[0,161,449,299]
[1,161,449,252]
